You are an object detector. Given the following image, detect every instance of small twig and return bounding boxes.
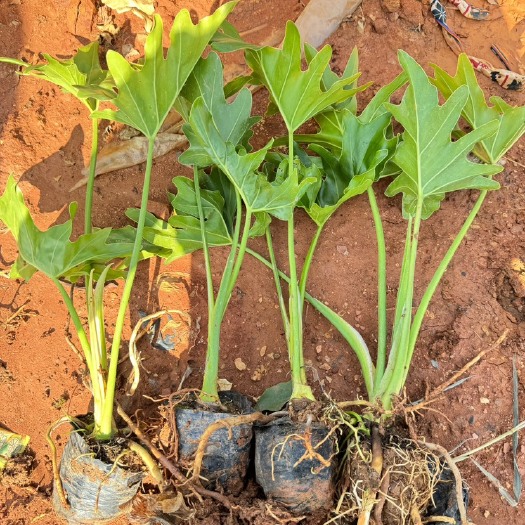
[417,441,469,525]
[192,412,286,483]
[0,301,30,327]
[116,402,233,509]
[422,517,456,523]
[45,416,85,510]
[265,503,306,523]
[505,156,525,170]
[412,330,508,413]
[239,23,268,37]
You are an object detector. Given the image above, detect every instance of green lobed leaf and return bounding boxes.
[126,174,234,263]
[254,381,292,412]
[245,21,365,132]
[92,3,236,138]
[304,44,361,113]
[432,54,525,164]
[210,20,261,53]
[384,51,501,220]
[286,100,398,227]
[0,177,134,281]
[180,86,314,220]
[178,52,259,147]
[1,42,113,110]
[293,71,407,152]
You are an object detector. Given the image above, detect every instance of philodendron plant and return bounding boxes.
[243,22,370,405]
[292,51,525,524]
[305,51,525,416]
[134,50,314,405]
[0,4,236,443]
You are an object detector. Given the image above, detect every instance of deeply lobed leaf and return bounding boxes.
[1,42,114,110]
[92,3,236,137]
[385,51,501,219]
[303,111,395,226]
[432,53,525,164]
[0,177,133,281]
[126,172,235,263]
[245,21,365,132]
[179,63,314,220]
[177,52,259,146]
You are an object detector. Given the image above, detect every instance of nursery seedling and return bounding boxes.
[311,52,523,412]
[0,3,236,440]
[245,22,367,403]
[135,50,314,404]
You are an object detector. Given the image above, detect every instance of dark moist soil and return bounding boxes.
[0,0,524,523]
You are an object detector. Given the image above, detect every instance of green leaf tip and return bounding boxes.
[385,52,501,219]
[0,176,133,281]
[92,2,237,138]
[1,41,113,110]
[431,53,525,164]
[246,21,366,132]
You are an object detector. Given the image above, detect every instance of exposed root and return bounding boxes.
[374,468,390,525]
[339,434,444,525]
[410,504,423,525]
[356,425,384,525]
[126,309,192,396]
[417,440,470,525]
[116,402,233,510]
[46,415,86,510]
[192,411,286,483]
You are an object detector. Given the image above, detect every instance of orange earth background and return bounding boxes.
[0,0,524,523]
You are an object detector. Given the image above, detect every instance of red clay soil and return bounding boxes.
[0,0,524,523]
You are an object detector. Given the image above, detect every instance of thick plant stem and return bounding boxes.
[99,137,156,440]
[211,191,242,328]
[299,224,322,307]
[287,133,314,402]
[194,167,219,404]
[404,190,488,386]
[380,203,423,408]
[266,229,290,340]
[194,167,215,312]
[201,202,253,404]
[367,187,387,385]
[84,117,99,235]
[53,278,105,423]
[53,278,93,370]
[225,207,253,300]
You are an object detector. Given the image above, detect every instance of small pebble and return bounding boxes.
[336,245,349,256]
[234,358,247,371]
